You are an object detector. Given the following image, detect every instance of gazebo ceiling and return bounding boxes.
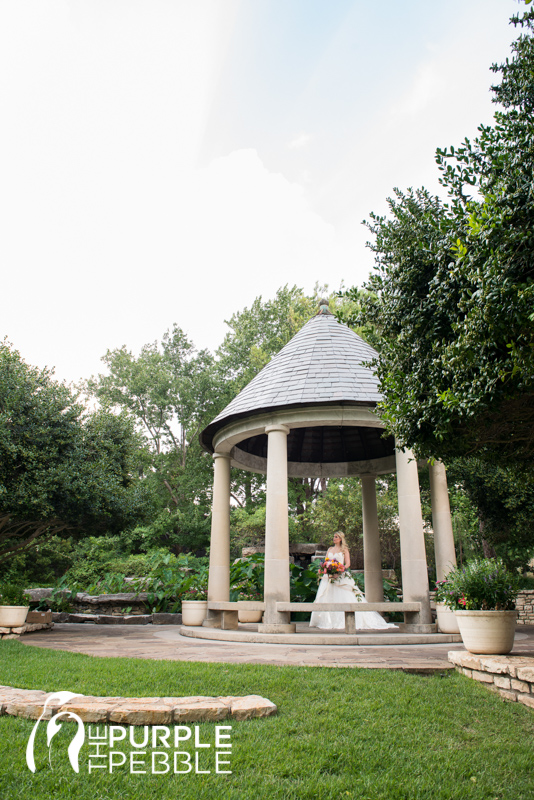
[237,425,395,464]
[200,306,386,463]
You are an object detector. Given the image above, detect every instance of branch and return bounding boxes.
[163,480,179,507]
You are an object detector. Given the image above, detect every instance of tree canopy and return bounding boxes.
[342,11,534,464]
[0,340,151,564]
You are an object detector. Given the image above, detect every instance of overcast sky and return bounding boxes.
[0,0,523,384]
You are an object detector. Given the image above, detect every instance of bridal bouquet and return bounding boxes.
[318,557,346,583]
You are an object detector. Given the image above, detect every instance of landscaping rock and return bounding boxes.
[152,613,182,625]
[230,695,277,720]
[0,686,277,725]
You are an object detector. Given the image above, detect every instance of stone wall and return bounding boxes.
[448,651,534,708]
[0,622,54,640]
[516,590,534,625]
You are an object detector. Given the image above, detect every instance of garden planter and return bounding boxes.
[0,606,29,627]
[181,601,208,626]
[238,609,263,623]
[436,603,460,634]
[454,609,518,654]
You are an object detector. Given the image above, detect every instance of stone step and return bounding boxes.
[180,625,463,648]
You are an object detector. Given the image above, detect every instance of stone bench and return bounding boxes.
[207,601,421,633]
[277,602,421,634]
[207,601,265,630]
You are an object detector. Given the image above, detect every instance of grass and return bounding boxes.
[0,639,533,800]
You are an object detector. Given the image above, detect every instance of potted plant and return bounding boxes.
[236,585,263,623]
[0,583,31,627]
[181,584,208,626]
[434,579,460,634]
[436,558,519,654]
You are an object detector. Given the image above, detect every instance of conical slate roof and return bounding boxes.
[200,309,383,453]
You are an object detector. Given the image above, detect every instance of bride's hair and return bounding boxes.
[333,531,348,550]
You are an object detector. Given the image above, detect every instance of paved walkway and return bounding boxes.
[20,623,534,672]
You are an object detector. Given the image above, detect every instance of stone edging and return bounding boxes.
[448,651,534,708]
[0,622,54,640]
[0,686,277,724]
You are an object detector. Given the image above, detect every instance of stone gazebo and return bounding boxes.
[193,303,458,643]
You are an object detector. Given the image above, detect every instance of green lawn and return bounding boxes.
[0,639,532,800]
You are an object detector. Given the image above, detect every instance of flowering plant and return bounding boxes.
[435,558,519,611]
[182,585,207,601]
[230,580,262,602]
[318,557,346,584]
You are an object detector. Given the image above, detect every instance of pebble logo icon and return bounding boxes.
[26,691,85,773]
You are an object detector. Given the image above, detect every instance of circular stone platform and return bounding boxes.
[180,624,463,646]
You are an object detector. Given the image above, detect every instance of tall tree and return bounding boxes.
[0,341,151,565]
[342,11,534,464]
[87,326,220,549]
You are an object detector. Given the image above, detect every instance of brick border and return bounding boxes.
[0,686,277,724]
[448,651,534,708]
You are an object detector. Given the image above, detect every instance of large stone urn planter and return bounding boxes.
[436,603,460,634]
[0,606,29,627]
[181,601,208,626]
[454,609,518,654]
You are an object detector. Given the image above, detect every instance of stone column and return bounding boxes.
[361,474,384,602]
[395,446,433,628]
[428,460,457,582]
[203,452,231,628]
[258,424,295,633]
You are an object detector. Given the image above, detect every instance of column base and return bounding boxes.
[257,623,296,634]
[399,623,437,634]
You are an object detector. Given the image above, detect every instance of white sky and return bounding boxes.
[0,0,523,384]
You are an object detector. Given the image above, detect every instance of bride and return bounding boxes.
[310,532,397,631]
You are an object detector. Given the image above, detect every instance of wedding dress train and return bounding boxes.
[309,551,398,631]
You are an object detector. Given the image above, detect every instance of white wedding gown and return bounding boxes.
[309,551,398,631]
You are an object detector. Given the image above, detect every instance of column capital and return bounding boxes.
[360,472,377,479]
[213,452,232,461]
[265,424,290,435]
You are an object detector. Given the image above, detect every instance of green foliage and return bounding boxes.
[0,535,76,586]
[435,558,520,610]
[45,578,78,613]
[84,550,210,613]
[230,554,265,600]
[309,477,402,570]
[0,583,30,606]
[0,340,152,562]
[289,559,321,602]
[85,325,222,551]
[341,12,534,464]
[448,458,534,569]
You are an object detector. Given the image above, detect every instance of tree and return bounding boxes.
[342,11,534,464]
[86,325,221,550]
[447,458,534,570]
[0,341,151,565]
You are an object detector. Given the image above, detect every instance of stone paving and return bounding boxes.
[18,623,534,672]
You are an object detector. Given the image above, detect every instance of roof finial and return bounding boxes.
[317,298,333,316]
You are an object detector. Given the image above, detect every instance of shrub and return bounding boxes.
[435,558,520,611]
